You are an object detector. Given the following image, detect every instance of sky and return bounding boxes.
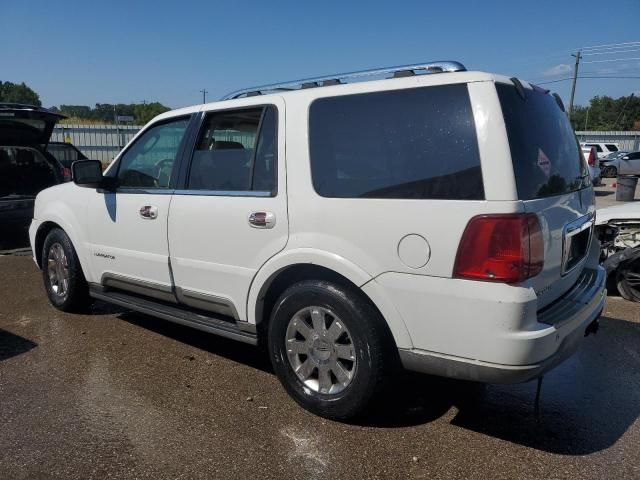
[1,0,639,110]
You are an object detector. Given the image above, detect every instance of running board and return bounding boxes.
[89,286,258,346]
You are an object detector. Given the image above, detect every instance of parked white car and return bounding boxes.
[581,146,602,185]
[29,62,605,419]
[599,151,628,178]
[581,142,620,159]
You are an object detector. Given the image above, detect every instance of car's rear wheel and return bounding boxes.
[42,228,91,312]
[616,258,640,302]
[603,165,617,178]
[267,280,396,420]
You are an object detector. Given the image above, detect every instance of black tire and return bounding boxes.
[41,228,91,312]
[267,280,397,420]
[603,166,617,178]
[616,258,640,302]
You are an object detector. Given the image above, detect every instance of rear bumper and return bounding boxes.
[380,266,606,383]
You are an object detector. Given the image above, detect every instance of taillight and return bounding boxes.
[63,167,71,181]
[588,149,596,166]
[453,214,544,283]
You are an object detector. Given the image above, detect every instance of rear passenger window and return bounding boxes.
[188,106,277,194]
[605,144,618,152]
[308,84,483,200]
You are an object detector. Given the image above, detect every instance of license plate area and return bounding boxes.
[562,214,594,275]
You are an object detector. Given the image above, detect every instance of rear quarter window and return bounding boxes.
[308,84,483,200]
[497,83,588,200]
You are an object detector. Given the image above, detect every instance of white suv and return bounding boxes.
[580,142,620,159]
[29,61,605,419]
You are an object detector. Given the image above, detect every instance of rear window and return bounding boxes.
[497,84,588,200]
[0,147,58,198]
[47,144,85,167]
[308,84,483,199]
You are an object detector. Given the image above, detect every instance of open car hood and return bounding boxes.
[596,202,640,225]
[0,104,66,149]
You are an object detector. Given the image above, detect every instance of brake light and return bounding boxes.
[453,214,544,283]
[588,149,596,166]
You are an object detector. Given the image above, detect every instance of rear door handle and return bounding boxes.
[248,211,275,229]
[139,205,158,220]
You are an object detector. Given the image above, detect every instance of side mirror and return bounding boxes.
[72,160,107,188]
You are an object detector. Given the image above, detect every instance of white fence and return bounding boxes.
[576,131,640,151]
[51,124,142,163]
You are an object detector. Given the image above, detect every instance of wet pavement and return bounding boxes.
[0,255,639,479]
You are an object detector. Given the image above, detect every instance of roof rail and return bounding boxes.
[221,60,466,100]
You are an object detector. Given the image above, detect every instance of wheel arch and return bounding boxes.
[34,220,91,282]
[248,249,413,349]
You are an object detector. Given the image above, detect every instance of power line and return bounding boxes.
[581,41,640,51]
[582,48,640,56]
[536,75,640,85]
[582,57,640,64]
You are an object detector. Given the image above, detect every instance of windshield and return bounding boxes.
[497,83,588,200]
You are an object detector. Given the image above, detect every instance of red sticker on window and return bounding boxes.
[537,148,551,177]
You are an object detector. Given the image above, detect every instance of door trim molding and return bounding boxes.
[101,272,177,303]
[174,287,240,320]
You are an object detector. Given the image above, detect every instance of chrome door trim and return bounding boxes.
[101,272,177,303]
[561,213,595,276]
[174,287,240,320]
[172,189,272,198]
[248,211,276,229]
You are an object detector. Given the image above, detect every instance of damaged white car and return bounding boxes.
[597,203,640,302]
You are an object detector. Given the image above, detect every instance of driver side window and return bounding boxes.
[117,117,189,188]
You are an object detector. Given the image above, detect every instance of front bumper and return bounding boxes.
[386,266,606,384]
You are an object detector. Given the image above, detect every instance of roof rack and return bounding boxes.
[221,60,466,100]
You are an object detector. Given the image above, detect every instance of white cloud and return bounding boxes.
[543,64,572,76]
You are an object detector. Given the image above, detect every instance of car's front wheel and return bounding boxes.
[616,258,640,302]
[603,165,618,178]
[42,228,91,312]
[268,280,396,420]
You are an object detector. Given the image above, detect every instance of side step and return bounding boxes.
[89,286,258,346]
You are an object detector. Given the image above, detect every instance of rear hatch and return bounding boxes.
[497,82,595,309]
[0,105,65,202]
[0,103,64,149]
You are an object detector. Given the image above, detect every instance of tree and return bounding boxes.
[572,94,640,131]
[57,102,170,124]
[0,81,41,106]
[133,102,170,124]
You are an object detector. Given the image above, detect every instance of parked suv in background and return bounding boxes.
[29,62,605,419]
[581,142,619,159]
[1,104,64,232]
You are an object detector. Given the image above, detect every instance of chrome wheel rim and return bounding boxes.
[47,243,69,298]
[285,306,357,394]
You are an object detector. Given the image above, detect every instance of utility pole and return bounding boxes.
[584,106,590,131]
[568,50,581,122]
[200,89,208,104]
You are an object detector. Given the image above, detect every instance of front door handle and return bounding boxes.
[248,211,275,229]
[139,205,158,220]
